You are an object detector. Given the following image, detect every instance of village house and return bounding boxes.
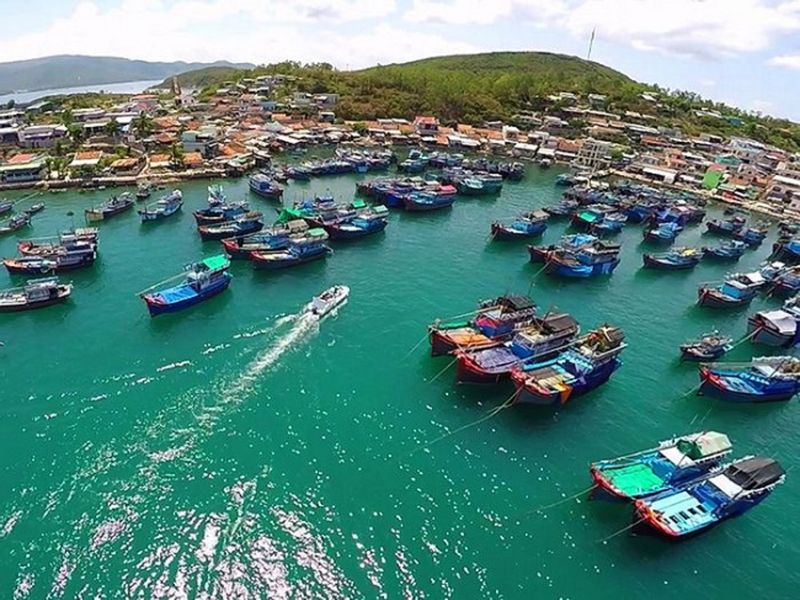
[17,124,68,149]
[413,116,439,135]
[69,150,103,176]
[182,127,220,158]
[0,153,46,183]
[108,157,143,176]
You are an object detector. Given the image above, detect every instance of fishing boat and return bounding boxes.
[528,234,597,264]
[197,212,264,241]
[589,431,733,502]
[537,158,552,169]
[0,199,13,216]
[491,210,549,240]
[286,166,311,181]
[644,221,683,243]
[305,285,349,318]
[193,202,250,225]
[403,191,456,211]
[510,325,627,406]
[544,241,622,278]
[680,332,733,361]
[734,226,768,247]
[19,230,97,256]
[0,213,31,234]
[135,182,154,200]
[767,266,800,297]
[326,206,389,240]
[698,356,800,402]
[456,177,487,196]
[428,295,537,356]
[24,203,45,215]
[571,204,617,232]
[85,193,135,222]
[642,247,701,270]
[701,240,747,261]
[138,190,183,222]
[221,220,310,259]
[747,308,799,347]
[140,255,232,317]
[207,184,226,205]
[591,212,627,236]
[250,229,331,270]
[633,456,785,539]
[454,313,580,384]
[0,277,72,312]
[706,216,746,236]
[623,199,661,223]
[697,278,759,309]
[4,244,97,274]
[543,199,579,218]
[248,173,284,200]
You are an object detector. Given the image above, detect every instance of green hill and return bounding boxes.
[174,51,638,123]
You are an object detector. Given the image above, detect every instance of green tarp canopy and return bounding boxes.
[202,255,230,271]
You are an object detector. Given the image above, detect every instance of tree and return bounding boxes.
[103,119,121,138]
[68,123,86,145]
[134,112,153,138]
[61,108,74,126]
[168,143,184,169]
[5,100,14,109]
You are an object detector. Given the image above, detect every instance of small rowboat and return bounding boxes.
[679,331,733,361]
[0,213,31,234]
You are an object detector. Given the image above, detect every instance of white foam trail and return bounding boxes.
[156,360,192,373]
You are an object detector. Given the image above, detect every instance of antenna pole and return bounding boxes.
[587,28,596,61]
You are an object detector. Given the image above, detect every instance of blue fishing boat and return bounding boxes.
[571,204,617,231]
[250,229,331,269]
[734,226,768,247]
[491,210,549,240]
[428,294,538,356]
[479,174,504,193]
[633,456,785,538]
[590,212,627,236]
[528,233,597,264]
[326,206,389,240]
[644,221,683,243]
[543,199,579,218]
[249,173,284,200]
[510,325,626,406]
[622,200,661,223]
[706,216,746,236]
[702,240,747,261]
[771,238,800,264]
[589,431,733,501]
[138,190,183,222]
[747,307,800,347]
[84,193,135,222]
[697,278,759,309]
[286,166,312,180]
[642,247,701,270]
[140,255,232,317]
[454,312,580,384]
[456,177,487,196]
[220,219,309,259]
[680,331,733,361]
[769,267,800,297]
[698,356,800,402]
[403,190,456,211]
[197,212,263,241]
[194,202,249,225]
[544,240,622,278]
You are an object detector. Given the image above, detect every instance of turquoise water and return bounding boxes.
[0,170,797,598]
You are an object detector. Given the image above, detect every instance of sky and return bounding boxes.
[2,0,800,119]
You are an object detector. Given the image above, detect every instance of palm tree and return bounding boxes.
[168,143,184,169]
[134,112,153,138]
[104,119,121,138]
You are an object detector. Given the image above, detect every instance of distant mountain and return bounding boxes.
[0,55,255,94]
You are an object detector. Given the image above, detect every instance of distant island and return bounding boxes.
[0,55,254,95]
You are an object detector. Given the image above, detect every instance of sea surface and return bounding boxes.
[0,168,797,599]
[0,80,161,106]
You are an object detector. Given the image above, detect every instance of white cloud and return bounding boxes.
[405,0,565,25]
[768,54,800,69]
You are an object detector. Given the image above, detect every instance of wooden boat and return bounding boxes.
[544,241,622,278]
[85,193,135,222]
[589,431,733,502]
[644,221,683,243]
[698,356,800,402]
[528,233,597,264]
[135,182,154,200]
[0,213,31,234]
[747,307,799,347]
[326,207,389,240]
[491,210,548,240]
[194,202,249,225]
[0,277,72,312]
[207,184,226,206]
[221,220,309,259]
[4,244,96,274]
[734,226,768,247]
[706,216,745,236]
[24,203,45,215]
[697,278,759,309]
[140,255,231,317]
[510,325,627,406]
[771,238,800,264]
[248,173,284,200]
[0,199,13,216]
[456,177,486,196]
[571,204,617,231]
[701,240,747,261]
[403,191,456,211]
[428,294,538,356]
[250,232,331,270]
[590,212,627,236]
[139,190,183,222]
[680,331,733,361]
[633,456,784,539]
[642,247,700,270]
[454,312,580,384]
[197,212,263,241]
[543,199,579,217]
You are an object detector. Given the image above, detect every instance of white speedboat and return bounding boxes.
[307,285,349,318]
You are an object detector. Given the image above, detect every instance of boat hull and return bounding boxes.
[642,254,699,270]
[0,289,71,313]
[698,369,798,403]
[513,359,621,406]
[144,274,231,317]
[251,248,329,270]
